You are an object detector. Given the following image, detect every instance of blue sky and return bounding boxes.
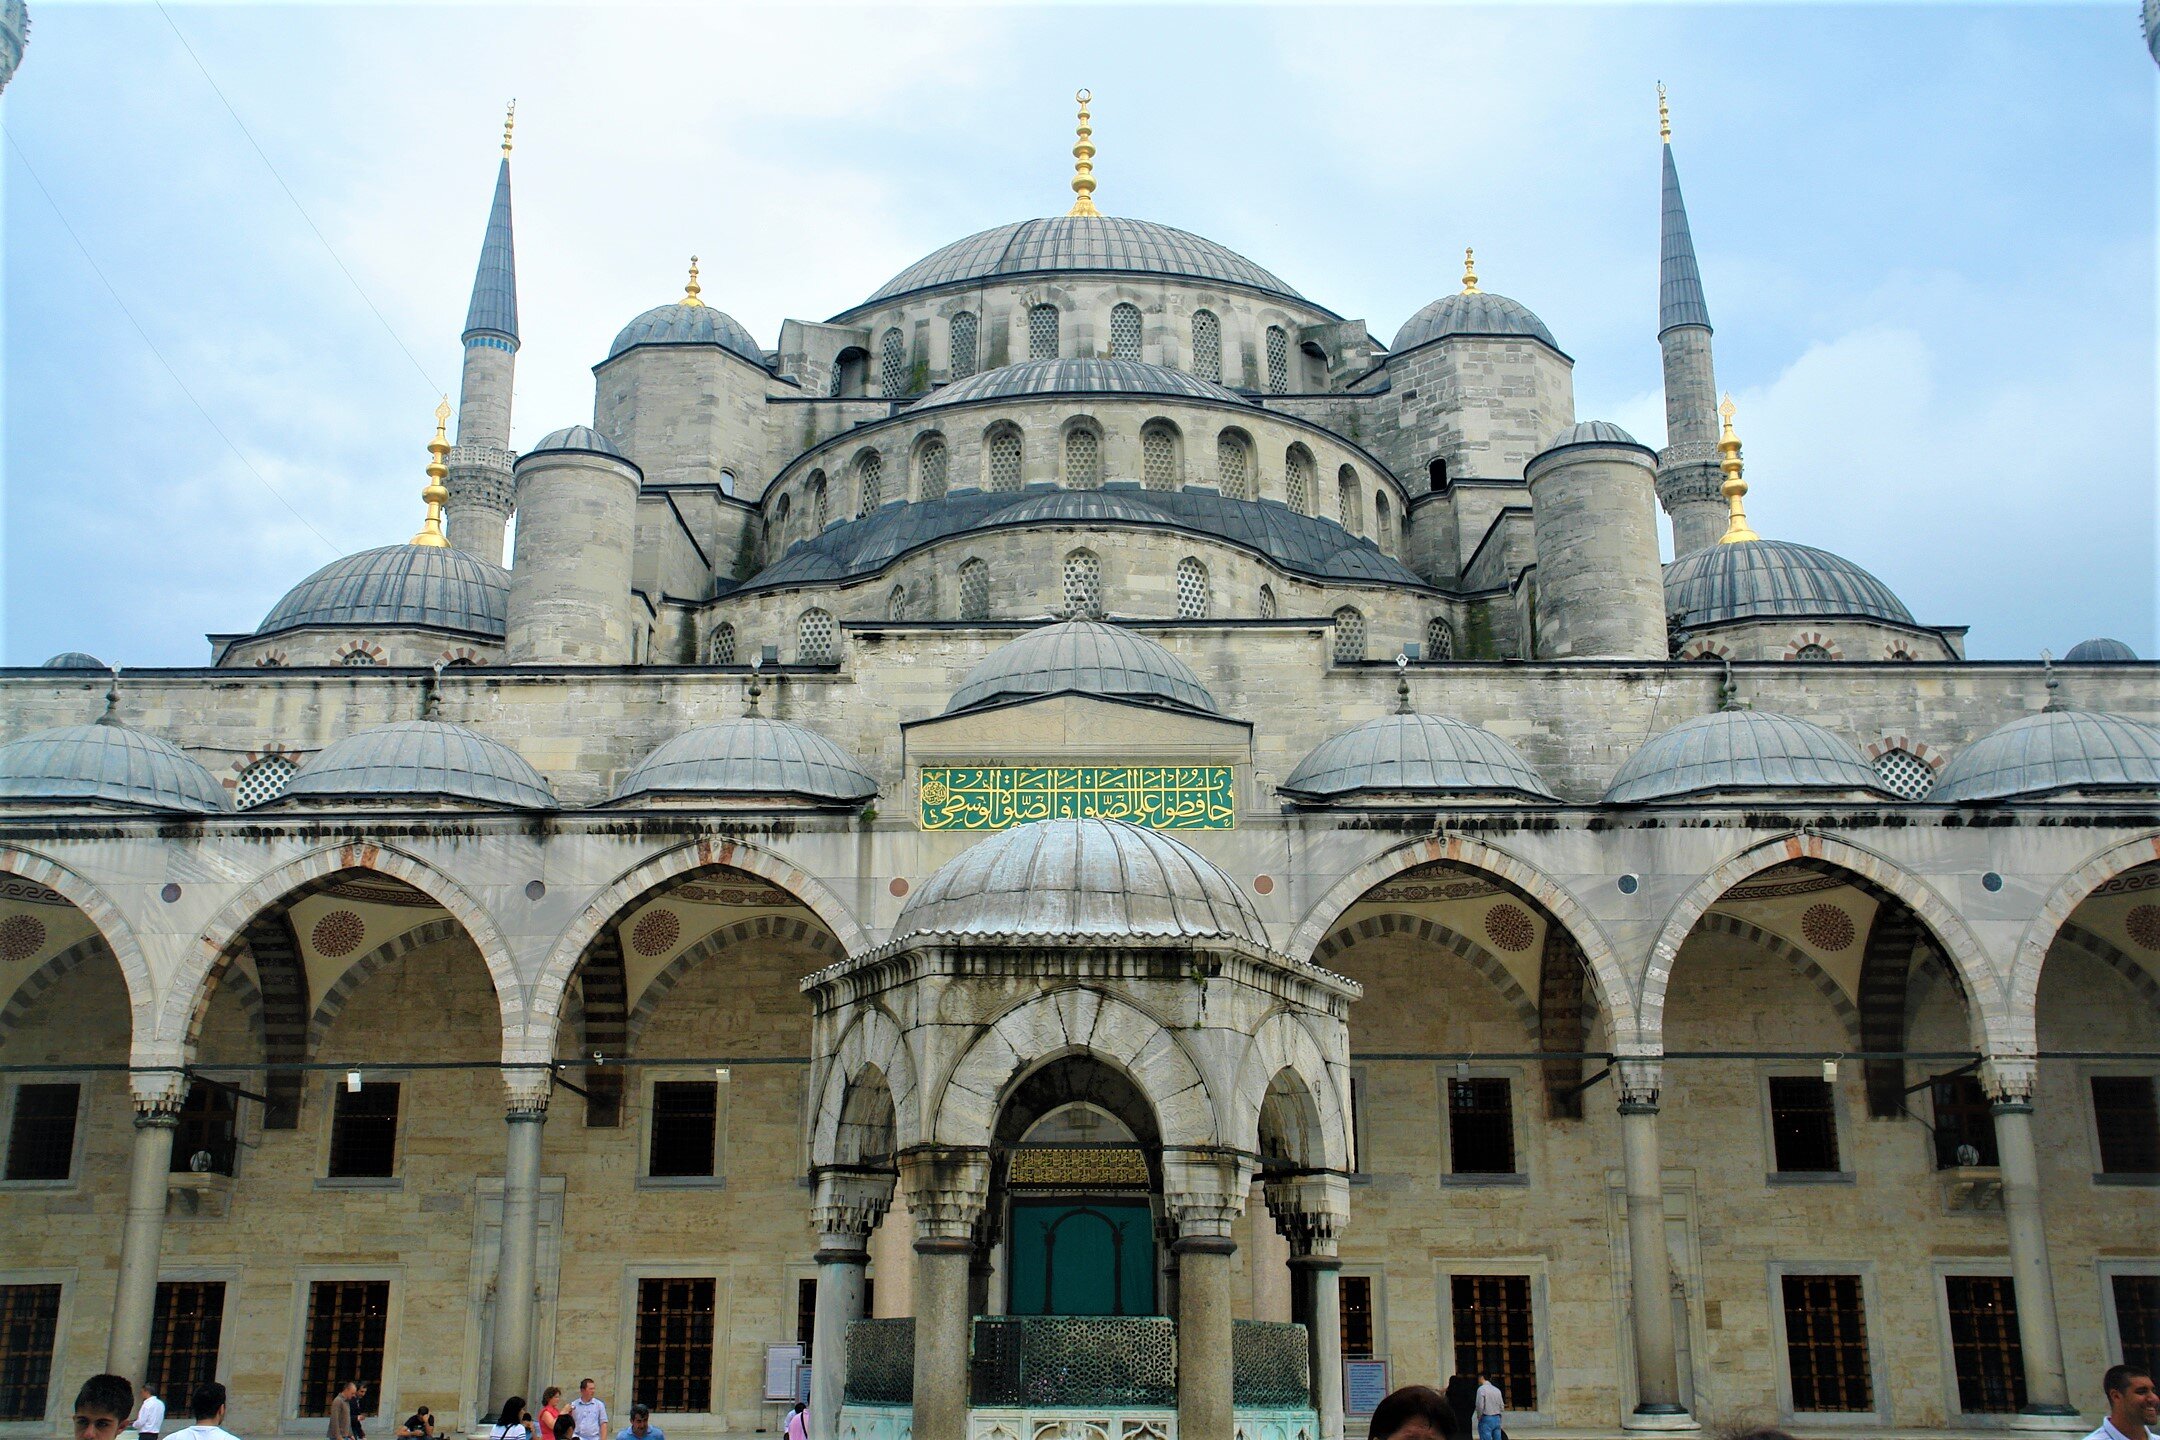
[3,2,2153,665]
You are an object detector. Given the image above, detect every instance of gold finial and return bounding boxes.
[1461,247,1479,294]
[412,398,452,547]
[502,99,516,157]
[1657,83,1670,143]
[682,255,704,307]
[1067,88,1101,218]
[1715,394,1759,545]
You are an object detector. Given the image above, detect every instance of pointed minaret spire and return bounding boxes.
[1658,94,1710,335]
[445,102,521,566]
[1653,84,1728,556]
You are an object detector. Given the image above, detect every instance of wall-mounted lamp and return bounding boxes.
[1821,1059,1839,1085]
[346,1070,364,1093]
[714,1067,732,1083]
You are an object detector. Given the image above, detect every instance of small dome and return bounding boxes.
[612,718,878,806]
[0,723,229,812]
[1933,710,2160,803]
[947,620,1218,716]
[911,358,1249,413]
[1604,710,1888,804]
[891,816,1266,947]
[1540,420,1644,452]
[1281,713,1558,803]
[1664,539,1914,629]
[1391,292,1557,355]
[607,302,767,367]
[279,721,556,810]
[41,652,105,670]
[2064,638,2139,663]
[527,425,629,460]
[860,216,1305,310]
[258,544,508,638]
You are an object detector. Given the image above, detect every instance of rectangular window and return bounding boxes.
[327,1084,399,1179]
[1347,1069,1367,1175]
[0,1284,61,1421]
[171,1086,238,1177]
[1447,1078,1516,1174]
[1338,1275,1375,1360]
[1768,1077,1840,1173]
[2114,1275,2160,1379]
[5,1084,79,1181]
[298,1280,388,1417]
[650,1082,718,1178]
[1450,1275,1536,1412]
[1780,1274,1873,1412]
[1945,1275,2025,1414]
[1931,1075,1999,1169]
[2092,1076,2160,1174]
[148,1282,226,1402]
[796,1278,816,1357]
[633,1278,716,1413]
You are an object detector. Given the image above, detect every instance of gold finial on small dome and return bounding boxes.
[1715,393,1760,545]
[1067,88,1101,218]
[411,398,453,548]
[502,99,516,157]
[1461,247,1479,294]
[682,255,704,307]
[1657,83,1670,143]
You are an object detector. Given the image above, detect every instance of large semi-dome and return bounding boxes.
[607,300,767,368]
[1281,713,1557,803]
[1605,710,1890,803]
[278,721,556,810]
[611,718,878,806]
[857,216,1306,311]
[1391,291,1558,355]
[946,619,1219,716]
[1933,710,2160,803]
[1664,539,1914,629]
[258,544,509,639]
[911,358,1249,412]
[890,816,1266,947]
[0,723,229,812]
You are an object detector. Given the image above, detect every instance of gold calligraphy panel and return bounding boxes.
[918,765,1234,831]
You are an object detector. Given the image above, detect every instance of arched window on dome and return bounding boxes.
[1332,606,1366,663]
[1028,304,1060,361]
[1374,492,1392,552]
[985,425,1024,492]
[1428,457,1450,494]
[707,623,737,665]
[879,328,908,397]
[808,471,829,531]
[797,608,837,665]
[1426,616,1456,661]
[1142,423,1180,491]
[1216,430,1252,500]
[829,348,867,398]
[1064,423,1101,489]
[949,312,979,380]
[855,450,884,516]
[1110,303,1142,362]
[887,584,907,622]
[1258,584,1278,620]
[1176,558,1210,619]
[915,435,949,501]
[958,558,990,621]
[1191,310,1222,383]
[1337,466,1362,532]
[1284,445,1314,515]
[340,649,379,667]
[1063,549,1103,619]
[235,754,296,809]
[1265,325,1290,394]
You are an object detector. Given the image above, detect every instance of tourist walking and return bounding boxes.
[75,1375,136,1440]
[327,1383,359,1440]
[568,1382,606,1440]
[782,1403,808,1440]
[165,1385,240,1440]
[1472,1373,1504,1440]
[132,1384,165,1440]
[2089,1364,2158,1440]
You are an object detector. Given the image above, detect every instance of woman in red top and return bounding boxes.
[535,1389,562,1440]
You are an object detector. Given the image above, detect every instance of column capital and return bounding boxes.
[504,1066,553,1117]
[1162,1146,1259,1242]
[812,1166,897,1248]
[897,1145,989,1243]
[131,1070,188,1123]
[1981,1057,2038,1108]
[1263,1172,1350,1259]
[1616,1057,1663,1113]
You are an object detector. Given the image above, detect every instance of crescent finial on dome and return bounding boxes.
[411,398,452,548]
[1716,394,1759,545]
[681,255,704,307]
[1067,88,1101,218]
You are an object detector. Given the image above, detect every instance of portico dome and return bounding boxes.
[278,721,556,810]
[611,718,878,806]
[946,620,1219,716]
[0,723,230,813]
[1604,710,1889,804]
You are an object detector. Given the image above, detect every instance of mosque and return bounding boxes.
[0,81,2155,1440]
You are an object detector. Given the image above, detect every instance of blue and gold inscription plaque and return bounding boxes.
[918,765,1234,831]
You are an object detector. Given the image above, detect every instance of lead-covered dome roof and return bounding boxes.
[1391,292,1558,354]
[912,358,1249,412]
[890,816,1266,948]
[1664,539,1914,629]
[858,216,1306,311]
[946,619,1219,716]
[1281,713,1558,803]
[0,723,229,812]
[1933,710,2160,803]
[1604,710,1889,804]
[528,425,629,460]
[607,302,767,368]
[611,718,878,806]
[258,544,509,639]
[2064,637,2139,663]
[278,721,556,810]
[41,652,105,669]
[1541,420,1644,452]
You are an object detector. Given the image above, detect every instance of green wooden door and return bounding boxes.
[1007,1200,1156,1316]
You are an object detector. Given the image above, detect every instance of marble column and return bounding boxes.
[1267,1173,1351,1440]
[810,1169,897,1440]
[900,1147,989,1440]
[1984,1060,2078,1422]
[1166,1149,1258,1440]
[107,1075,185,1383]
[488,1076,550,1413]
[1615,1061,1693,1429]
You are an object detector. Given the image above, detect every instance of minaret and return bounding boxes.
[445,102,520,565]
[1654,86,1728,556]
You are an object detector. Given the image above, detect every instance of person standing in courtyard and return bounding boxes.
[327,1383,358,1440]
[568,1381,606,1440]
[612,1404,661,1440]
[165,1384,240,1440]
[1472,1372,1504,1440]
[2089,1364,2159,1440]
[782,1402,807,1440]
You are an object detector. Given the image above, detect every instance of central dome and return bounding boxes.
[855,216,1306,311]
[1664,539,1914,629]
[946,620,1219,715]
[911,358,1249,412]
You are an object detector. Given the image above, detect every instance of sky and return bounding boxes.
[2,1,2154,666]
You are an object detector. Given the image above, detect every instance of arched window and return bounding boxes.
[1063,549,1103,618]
[1028,304,1060,361]
[1428,457,1450,493]
[707,623,737,665]
[718,469,736,497]
[1258,584,1278,619]
[1332,606,1366,662]
[888,584,907,622]
[829,348,866,398]
[916,436,949,501]
[1874,748,1936,800]
[1337,466,1361,531]
[1065,426,1101,489]
[341,650,378,667]
[1216,432,1251,500]
[1142,425,1179,491]
[1110,303,1142,361]
[1795,644,1833,662]
[1284,447,1312,514]
[986,427,1023,492]
[1265,325,1290,393]
[959,558,990,621]
[879,327,907,396]
[1374,492,1392,549]
[1176,557,1209,619]
[798,608,837,664]
[1191,310,1222,382]
[235,754,296,808]
[1887,648,1916,662]
[771,493,793,550]
[949,312,978,379]
[809,471,829,531]
[855,450,884,515]
[1425,616,1455,660]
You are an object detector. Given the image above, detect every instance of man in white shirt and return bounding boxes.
[2089,1364,2158,1440]
[568,1381,607,1440]
[132,1387,165,1440]
[164,1384,241,1440]
[1473,1373,1504,1440]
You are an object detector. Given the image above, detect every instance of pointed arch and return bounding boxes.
[0,845,154,1059]
[1690,911,1862,1048]
[1310,913,1540,1040]
[240,912,309,1127]
[307,917,464,1054]
[0,935,121,1051]
[2007,833,2160,1052]
[624,915,846,1051]
[2050,921,2160,1016]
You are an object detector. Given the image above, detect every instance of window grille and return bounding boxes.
[1191,310,1221,382]
[1781,1274,1873,1412]
[949,312,978,379]
[1447,1077,1515,1174]
[988,430,1023,492]
[1945,1276,2025,1413]
[1176,558,1209,619]
[887,585,907,622]
[1064,550,1102,618]
[650,1080,719,1177]
[1796,643,1833,661]
[149,1281,227,1402]
[3,1083,76,1181]
[1028,304,1060,361]
[918,438,948,500]
[707,624,737,665]
[1065,427,1100,488]
[1874,748,1935,800]
[1338,468,1361,530]
[1426,617,1456,661]
[827,359,845,398]
[959,559,990,621]
[798,609,837,664]
[1111,303,1142,361]
[1285,449,1310,513]
[340,650,378,667]
[1142,429,1177,490]
[1450,1275,1536,1411]
[856,451,883,515]
[634,1277,716,1413]
[0,1285,61,1421]
[298,1280,389,1417]
[810,473,828,531]
[1258,585,1277,620]
[1931,1075,1999,1168]
[169,1084,236,1176]
[235,754,295,808]
[1769,1076,1840,1172]
[1338,1276,1376,1360]
[2112,1274,2160,1379]
[1332,607,1365,663]
[328,1082,398,1179]
[1216,434,1250,499]
[1266,326,1290,393]
[879,328,907,396]
[2092,1076,2160,1173]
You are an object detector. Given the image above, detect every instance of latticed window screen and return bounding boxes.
[1946,1276,2025,1413]
[1028,304,1060,361]
[887,585,907,622]
[1065,428,1100,489]
[949,312,978,379]
[917,438,948,500]
[1795,643,1833,661]
[1142,429,1177,490]
[1338,1276,1376,1359]
[1874,748,1935,800]
[2092,1076,2160,1173]
[856,452,883,515]
[1191,310,1222,381]
[959,560,990,621]
[4,1083,75,1181]
[1333,607,1366,663]
[1285,449,1311,513]
[1426,617,1456,661]
[1448,1078,1515,1174]
[1216,434,1250,499]
[235,755,296,808]
[633,1277,716,1413]
[1781,1274,1873,1412]
[1931,1075,1999,1168]
[1110,303,1142,361]
[340,650,378,667]
[798,609,837,664]
[987,430,1023,492]
[1175,558,1209,619]
[149,1281,227,1402]
[298,1280,389,1416]
[1338,471,1361,530]
[1258,585,1278,620]
[1769,1076,1840,1172]
[1266,326,1290,393]
[2113,1274,2160,1378]
[1451,1275,1536,1410]
[879,328,907,396]
[810,474,829,531]
[0,1284,60,1421]
[1064,550,1103,618]
[707,624,737,665]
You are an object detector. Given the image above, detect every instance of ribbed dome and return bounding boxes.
[891,817,1266,947]
[2064,638,2139,663]
[1391,292,1557,354]
[607,302,767,367]
[1604,710,1889,804]
[911,358,1249,412]
[279,721,556,809]
[946,620,1218,716]
[0,724,229,812]
[1281,713,1557,803]
[1541,420,1644,452]
[1933,710,2160,803]
[1664,540,1914,629]
[528,425,629,460]
[993,488,1166,527]
[860,216,1304,309]
[41,652,105,670]
[612,718,878,806]
[258,545,508,638]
